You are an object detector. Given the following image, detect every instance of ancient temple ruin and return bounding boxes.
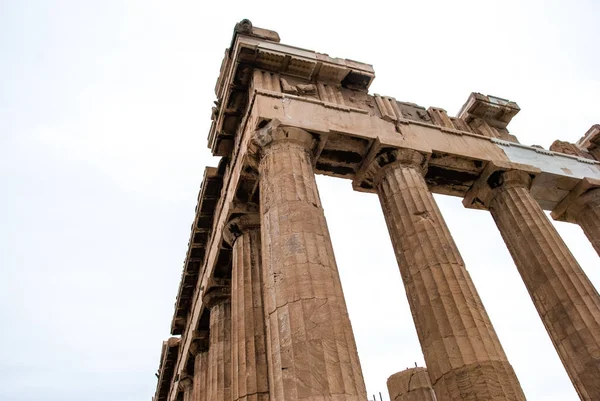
[152,20,600,401]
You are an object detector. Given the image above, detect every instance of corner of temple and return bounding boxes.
[457,92,521,143]
[575,124,600,161]
[463,161,541,210]
[232,19,280,44]
[251,119,317,157]
[353,144,432,192]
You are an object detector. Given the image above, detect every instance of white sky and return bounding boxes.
[1,1,599,400]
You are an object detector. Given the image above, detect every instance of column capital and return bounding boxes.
[250,119,316,157]
[189,329,209,356]
[375,158,526,398]
[223,213,260,246]
[490,169,532,189]
[178,373,193,391]
[551,177,600,223]
[463,161,540,210]
[202,278,231,309]
[356,147,430,189]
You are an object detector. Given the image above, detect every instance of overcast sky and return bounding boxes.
[1,1,599,400]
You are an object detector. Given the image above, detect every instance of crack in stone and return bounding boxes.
[406,369,416,393]
[266,296,329,317]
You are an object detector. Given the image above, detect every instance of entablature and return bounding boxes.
[243,90,600,210]
[208,20,374,158]
[153,337,180,401]
[170,165,224,335]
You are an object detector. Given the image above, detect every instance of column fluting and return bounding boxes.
[373,149,525,401]
[203,279,232,401]
[226,215,270,401]
[192,351,208,401]
[567,188,600,257]
[255,123,367,400]
[488,170,600,400]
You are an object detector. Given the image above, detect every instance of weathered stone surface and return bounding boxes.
[387,367,437,401]
[189,330,209,359]
[577,124,600,161]
[486,170,600,400]
[192,352,208,401]
[172,167,223,335]
[179,374,193,401]
[563,188,600,257]
[154,20,600,401]
[372,148,525,401]
[226,215,270,401]
[154,337,181,401]
[203,280,232,401]
[549,140,591,159]
[456,92,520,130]
[255,123,367,400]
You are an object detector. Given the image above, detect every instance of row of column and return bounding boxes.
[182,124,368,401]
[370,147,600,399]
[182,123,600,401]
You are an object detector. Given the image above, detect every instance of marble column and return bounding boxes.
[203,278,232,401]
[371,149,525,400]
[254,123,367,400]
[565,188,600,257]
[486,170,600,400]
[225,215,270,401]
[192,351,208,401]
[387,367,437,401]
[179,375,194,401]
[190,330,209,401]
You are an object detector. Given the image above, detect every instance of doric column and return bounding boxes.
[572,189,600,256]
[179,374,194,401]
[560,187,600,257]
[190,330,209,401]
[203,278,232,401]
[368,149,525,400]
[225,214,270,401]
[484,170,600,400]
[387,367,437,401]
[192,352,208,401]
[253,122,367,400]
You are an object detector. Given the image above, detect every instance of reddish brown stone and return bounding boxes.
[192,352,208,401]
[203,280,232,401]
[226,215,270,401]
[255,123,367,400]
[387,367,437,401]
[559,188,600,257]
[487,170,600,400]
[371,149,525,401]
[154,20,600,401]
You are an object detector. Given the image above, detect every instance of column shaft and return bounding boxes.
[375,153,525,400]
[387,367,437,401]
[183,387,193,401]
[206,297,232,401]
[192,352,208,401]
[231,223,270,401]
[488,172,600,400]
[258,129,367,400]
[573,189,600,257]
